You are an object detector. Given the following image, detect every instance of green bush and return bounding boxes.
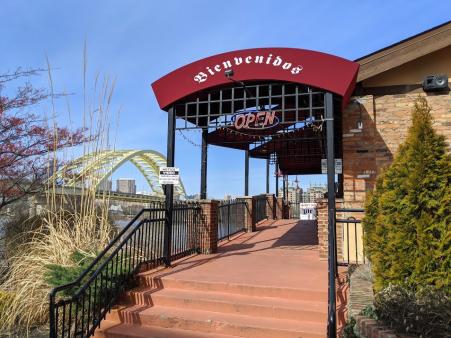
[363,96,451,292]
[374,284,450,337]
[45,250,135,298]
[342,317,357,338]
[45,251,97,297]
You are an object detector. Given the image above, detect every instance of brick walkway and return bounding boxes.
[97,219,349,337]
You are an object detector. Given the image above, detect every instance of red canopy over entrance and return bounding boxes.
[152,48,359,110]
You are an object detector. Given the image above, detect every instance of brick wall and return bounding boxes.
[354,315,415,338]
[317,199,344,260]
[342,92,450,209]
[265,194,276,220]
[276,197,284,219]
[237,196,255,232]
[198,200,219,254]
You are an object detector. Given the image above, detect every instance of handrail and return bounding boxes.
[49,202,200,338]
[336,208,365,212]
[73,218,147,298]
[49,207,155,297]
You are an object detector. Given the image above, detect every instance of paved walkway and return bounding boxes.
[163,219,330,291]
[99,219,349,337]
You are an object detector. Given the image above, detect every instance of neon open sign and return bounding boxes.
[232,111,279,130]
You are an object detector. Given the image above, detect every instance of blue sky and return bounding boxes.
[1,1,449,198]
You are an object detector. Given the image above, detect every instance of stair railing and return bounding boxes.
[49,201,200,338]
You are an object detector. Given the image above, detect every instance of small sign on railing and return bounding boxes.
[159,167,180,185]
[321,158,342,174]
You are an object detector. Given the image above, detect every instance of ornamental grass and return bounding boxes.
[0,51,119,335]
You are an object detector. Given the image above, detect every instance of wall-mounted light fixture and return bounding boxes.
[224,69,254,100]
[351,98,364,132]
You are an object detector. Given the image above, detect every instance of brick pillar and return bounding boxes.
[283,201,290,219]
[198,200,219,254]
[264,194,276,220]
[276,197,284,219]
[316,199,344,261]
[237,196,255,232]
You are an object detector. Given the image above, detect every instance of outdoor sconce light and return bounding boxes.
[225,69,254,99]
[351,98,364,132]
[224,69,234,78]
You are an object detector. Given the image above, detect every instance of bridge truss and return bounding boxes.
[53,150,186,198]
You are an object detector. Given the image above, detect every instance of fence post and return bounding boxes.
[317,199,344,261]
[237,196,255,232]
[198,200,219,254]
[227,203,231,240]
[49,293,56,338]
[265,194,275,219]
[276,197,283,219]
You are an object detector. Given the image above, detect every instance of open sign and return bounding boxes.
[232,111,279,130]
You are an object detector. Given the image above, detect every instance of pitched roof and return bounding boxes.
[356,21,451,82]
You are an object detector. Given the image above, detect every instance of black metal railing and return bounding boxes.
[253,194,267,224]
[49,202,200,338]
[336,208,365,265]
[217,199,247,241]
[289,202,300,219]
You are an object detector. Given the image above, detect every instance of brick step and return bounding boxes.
[122,287,327,322]
[107,305,325,338]
[95,320,239,338]
[136,276,328,302]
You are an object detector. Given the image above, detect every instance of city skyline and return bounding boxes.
[1,1,448,199]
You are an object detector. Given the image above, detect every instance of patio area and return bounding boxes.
[97,219,348,337]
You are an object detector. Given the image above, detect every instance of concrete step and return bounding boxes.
[95,320,239,338]
[136,276,328,302]
[112,305,325,338]
[122,287,327,323]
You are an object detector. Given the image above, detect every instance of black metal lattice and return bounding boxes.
[174,81,326,130]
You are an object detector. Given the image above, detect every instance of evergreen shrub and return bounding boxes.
[363,96,450,292]
[362,96,450,337]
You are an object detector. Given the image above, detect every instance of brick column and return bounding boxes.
[283,201,290,219]
[198,200,219,254]
[265,194,276,220]
[237,196,255,232]
[316,199,344,261]
[276,197,284,219]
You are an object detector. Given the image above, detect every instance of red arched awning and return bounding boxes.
[151,48,359,110]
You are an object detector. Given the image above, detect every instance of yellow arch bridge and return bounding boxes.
[54,149,186,199]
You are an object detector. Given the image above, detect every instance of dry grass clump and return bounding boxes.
[0,192,114,334]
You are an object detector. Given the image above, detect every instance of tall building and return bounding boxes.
[301,184,327,203]
[116,178,136,194]
[278,186,302,204]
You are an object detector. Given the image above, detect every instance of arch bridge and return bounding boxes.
[54,149,186,198]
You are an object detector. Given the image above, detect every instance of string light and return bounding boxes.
[177,129,202,147]
[177,114,324,148]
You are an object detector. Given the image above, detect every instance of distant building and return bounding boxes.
[136,191,151,196]
[186,193,200,200]
[98,179,112,192]
[278,186,302,204]
[301,184,327,203]
[116,178,136,194]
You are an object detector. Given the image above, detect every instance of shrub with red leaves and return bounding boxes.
[0,68,84,212]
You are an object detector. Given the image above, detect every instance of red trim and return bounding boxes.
[151,48,359,110]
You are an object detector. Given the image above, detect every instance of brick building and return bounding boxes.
[317,21,450,260]
[341,22,450,209]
